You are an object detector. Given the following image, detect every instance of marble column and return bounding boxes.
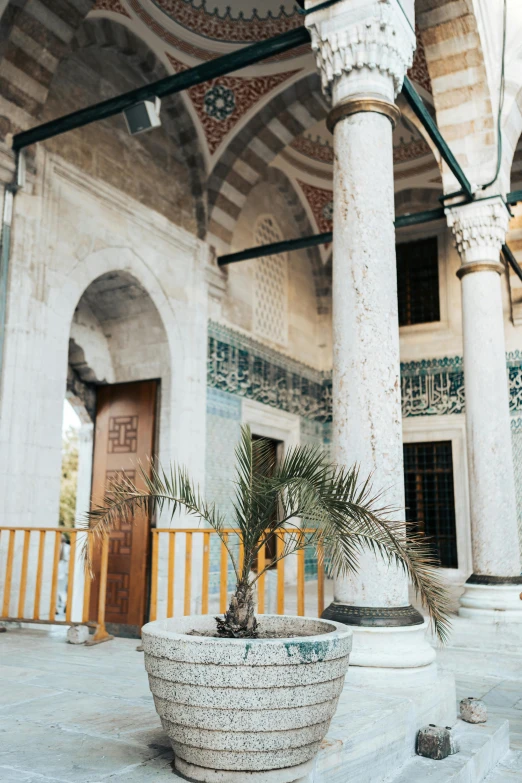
[447,198,522,621]
[305,0,435,671]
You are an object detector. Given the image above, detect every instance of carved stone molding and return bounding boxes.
[446,197,510,267]
[305,0,416,100]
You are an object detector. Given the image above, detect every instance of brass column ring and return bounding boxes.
[327,97,401,134]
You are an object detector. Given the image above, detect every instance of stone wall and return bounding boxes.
[40,22,199,235]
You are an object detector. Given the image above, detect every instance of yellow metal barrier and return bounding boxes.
[0,526,112,644]
[149,528,324,622]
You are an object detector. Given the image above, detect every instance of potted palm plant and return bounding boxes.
[87,425,450,783]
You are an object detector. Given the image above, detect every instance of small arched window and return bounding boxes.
[253,215,288,346]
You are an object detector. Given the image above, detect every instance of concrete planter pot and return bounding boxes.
[142,614,352,783]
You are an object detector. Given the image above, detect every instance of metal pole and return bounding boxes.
[12,26,311,151]
[507,190,522,206]
[402,77,474,200]
[218,207,446,265]
[502,244,522,283]
[218,232,333,266]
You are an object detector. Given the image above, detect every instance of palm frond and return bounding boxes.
[83,461,237,577]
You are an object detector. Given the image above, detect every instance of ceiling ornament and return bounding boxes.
[289,130,431,167]
[167,54,299,155]
[296,180,333,236]
[93,0,131,16]
[408,28,432,94]
[129,0,309,63]
[290,134,333,165]
[148,0,301,43]
[393,137,432,164]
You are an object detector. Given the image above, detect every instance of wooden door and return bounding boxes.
[89,381,157,637]
[252,435,281,567]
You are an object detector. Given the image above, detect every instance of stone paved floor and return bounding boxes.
[1,620,522,782]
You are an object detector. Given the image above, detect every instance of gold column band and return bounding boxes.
[456,262,504,279]
[327,97,401,133]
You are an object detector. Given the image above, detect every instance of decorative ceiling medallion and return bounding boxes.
[204,85,236,121]
[93,0,131,15]
[167,54,298,155]
[149,0,302,43]
[296,180,333,235]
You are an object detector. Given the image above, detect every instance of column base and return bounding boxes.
[322,603,435,671]
[459,574,522,623]
[321,602,424,628]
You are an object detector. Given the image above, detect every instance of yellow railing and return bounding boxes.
[150,528,324,622]
[0,526,111,644]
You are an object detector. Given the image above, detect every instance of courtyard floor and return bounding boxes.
[1,618,522,782]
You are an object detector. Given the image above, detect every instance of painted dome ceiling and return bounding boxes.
[145,0,302,43]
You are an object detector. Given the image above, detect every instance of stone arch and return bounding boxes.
[45,16,207,237]
[49,248,180,476]
[206,72,328,250]
[416,0,496,192]
[501,84,522,193]
[49,247,180,357]
[264,167,331,315]
[0,0,96,138]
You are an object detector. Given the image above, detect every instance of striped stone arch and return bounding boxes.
[416,0,496,192]
[264,167,331,315]
[0,0,96,139]
[71,17,207,236]
[501,83,522,192]
[206,72,328,250]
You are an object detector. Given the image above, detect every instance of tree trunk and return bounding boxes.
[216,580,258,638]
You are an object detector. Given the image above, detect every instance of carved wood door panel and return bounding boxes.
[89,381,157,636]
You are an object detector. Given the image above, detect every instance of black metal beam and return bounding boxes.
[507,190,522,206]
[503,244,522,283]
[395,206,446,228]
[12,26,311,151]
[218,232,333,266]
[218,207,446,266]
[401,76,474,201]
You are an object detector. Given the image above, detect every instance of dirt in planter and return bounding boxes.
[187,625,335,639]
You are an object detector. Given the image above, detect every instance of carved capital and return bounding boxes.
[446,198,509,268]
[305,0,416,102]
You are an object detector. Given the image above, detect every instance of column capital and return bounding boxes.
[305,0,416,105]
[446,197,510,269]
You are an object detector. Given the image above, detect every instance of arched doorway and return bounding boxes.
[68,270,170,637]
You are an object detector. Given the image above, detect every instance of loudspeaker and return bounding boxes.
[123,97,161,135]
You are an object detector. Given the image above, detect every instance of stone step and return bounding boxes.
[483,751,522,781]
[310,671,456,783]
[389,717,510,783]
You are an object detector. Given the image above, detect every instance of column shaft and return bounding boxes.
[331,110,409,610]
[461,269,520,577]
[448,198,522,621]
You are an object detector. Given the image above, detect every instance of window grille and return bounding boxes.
[403,440,458,569]
[253,215,288,346]
[397,237,440,326]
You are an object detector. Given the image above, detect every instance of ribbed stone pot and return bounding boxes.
[142,614,352,783]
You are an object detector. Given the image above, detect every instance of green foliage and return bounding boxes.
[59,427,79,528]
[85,425,452,642]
